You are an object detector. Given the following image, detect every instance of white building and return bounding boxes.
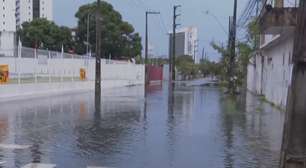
[0,0,53,57]
[0,0,16,57]
[169,27,199,63]
[247,0,297,109]
[16,0,53,28]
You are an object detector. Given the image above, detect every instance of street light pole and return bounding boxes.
[95,0,102,112]
[171,5,181,82]
[145,11,160,86]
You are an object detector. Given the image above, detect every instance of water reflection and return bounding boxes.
[0,85,284,168]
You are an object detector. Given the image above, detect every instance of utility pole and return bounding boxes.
[170,5,181,82]
[228,0,237,94]
[145,11,160,86]
[95,0,102,112]
[280,0,306,167]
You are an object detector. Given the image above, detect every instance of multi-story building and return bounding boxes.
[16,0,53,28]
[0,0,16,56]
[169,27,199,64]
[0,0,53,56]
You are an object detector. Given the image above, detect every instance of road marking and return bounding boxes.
[0,161,6,164]
[22,163,56,168]
[0,144,31,150]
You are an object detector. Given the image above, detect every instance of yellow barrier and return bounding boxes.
[0,65,9,84]
[80,68,86,81]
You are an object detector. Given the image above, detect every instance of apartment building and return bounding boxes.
[169,27,199,64]
[0,0,16,56]
[16,0,53,28]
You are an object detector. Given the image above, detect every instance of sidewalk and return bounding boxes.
[0,80,144,102]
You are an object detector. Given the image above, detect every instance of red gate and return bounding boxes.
[147,65,163,85]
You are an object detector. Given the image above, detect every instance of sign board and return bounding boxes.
[80,68,86,81]
[0,65,9,84]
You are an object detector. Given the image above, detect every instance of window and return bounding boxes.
[33,0,40,19]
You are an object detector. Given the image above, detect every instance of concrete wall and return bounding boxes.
[247,35,294,109]
[0,32,15,57]
[0,57,144,81]
[0,57,145,100]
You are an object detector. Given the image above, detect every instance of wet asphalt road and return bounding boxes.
[0,84,284,168]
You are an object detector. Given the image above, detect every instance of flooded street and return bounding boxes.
[0,84,284,168]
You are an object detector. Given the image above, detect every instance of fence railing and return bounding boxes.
[0,47,142,85]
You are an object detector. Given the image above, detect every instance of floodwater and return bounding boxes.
[0,84,284,168]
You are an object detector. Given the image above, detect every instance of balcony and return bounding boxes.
[259,7,297,34]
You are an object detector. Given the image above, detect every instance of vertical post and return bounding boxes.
[280,0,306,167]
[48,51,51,83]
[34,48,38,83]
[95,0,102,113]
[145,11,160,87]
[61,45,64,82]
[172,5,181,82]
[228,0,237,94]
[17,39,21,84]
[145,12,149,86]
[172,6,176,82]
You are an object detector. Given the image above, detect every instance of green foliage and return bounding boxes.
[18,18,74,52]
[176,55,199,80]
[75,1,142,59]
[246,20,260,48]
[210,41,230,82]
[210,19,258,91]
[147,58,168,65]
[199,58,222,77]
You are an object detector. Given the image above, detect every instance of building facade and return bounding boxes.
[247,0,297,109]
[169,27,199,63]
[0,0,16,56]
[0,0,53,57]
[16,0,53,28]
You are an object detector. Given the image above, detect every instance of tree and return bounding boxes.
[75,2,142,59]
[210,19,258,91]
[17,18,74,52]
[175,55,199,80]
[199,58,222,78]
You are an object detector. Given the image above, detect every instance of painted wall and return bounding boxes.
[247,35,294,109]
[0,57,145,100]
[0,57,144,81]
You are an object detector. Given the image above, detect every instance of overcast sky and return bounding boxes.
[54,0,248,61]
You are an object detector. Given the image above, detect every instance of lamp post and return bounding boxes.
[145,11,160,86]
